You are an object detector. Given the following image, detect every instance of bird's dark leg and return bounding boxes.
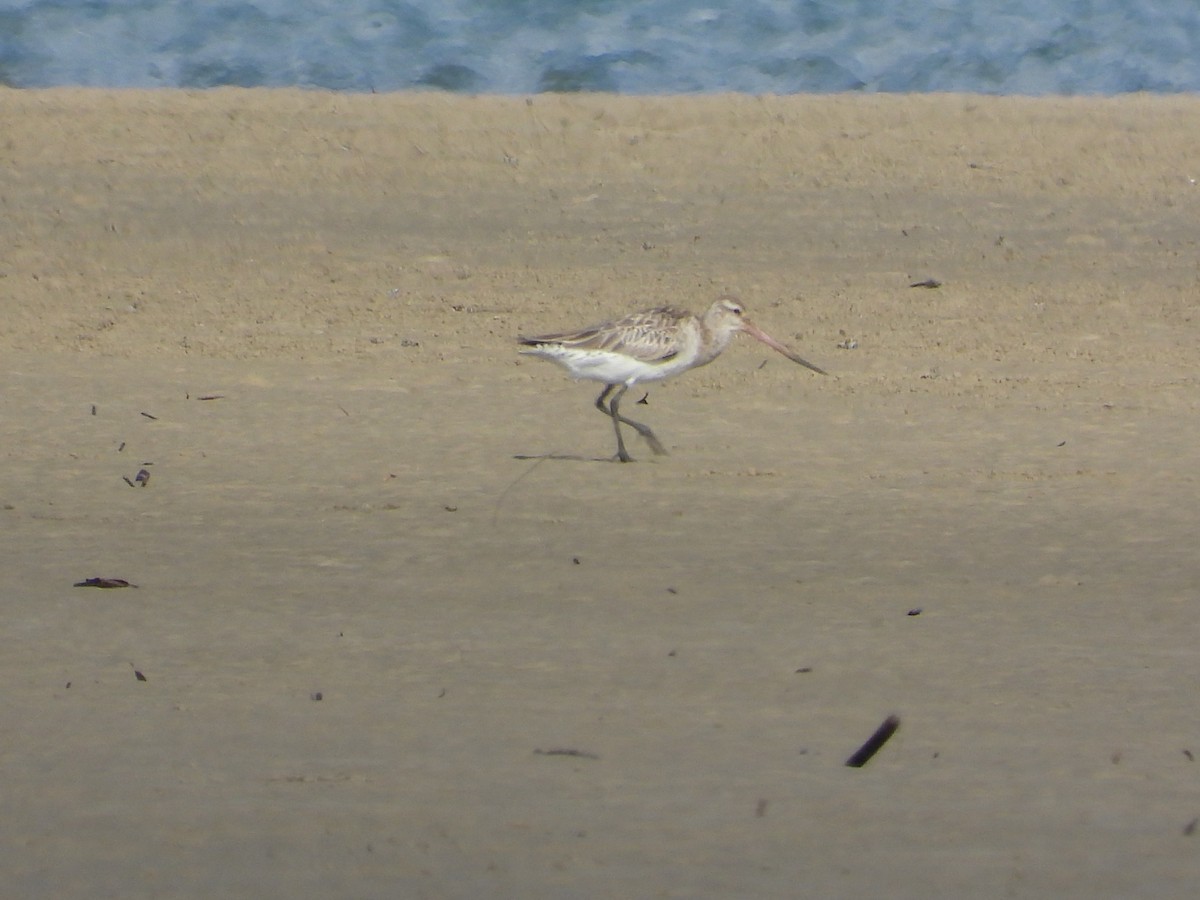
[596,384,667,461]
[612,389,667,456]
[595,384,632,461]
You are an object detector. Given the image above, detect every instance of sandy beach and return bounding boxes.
[3,88,1200,898]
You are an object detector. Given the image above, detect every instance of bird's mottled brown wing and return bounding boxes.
[519,306,689,363]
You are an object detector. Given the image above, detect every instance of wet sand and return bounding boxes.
[3,88,1200,898]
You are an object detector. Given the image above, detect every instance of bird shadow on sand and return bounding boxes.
[495,452,646,524]
[512,452,646,464]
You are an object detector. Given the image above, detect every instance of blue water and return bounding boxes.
[2,0,1199,95]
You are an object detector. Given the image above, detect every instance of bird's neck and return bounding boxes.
[695,316,739,366]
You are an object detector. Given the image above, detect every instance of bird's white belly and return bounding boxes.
[524,346,687,385]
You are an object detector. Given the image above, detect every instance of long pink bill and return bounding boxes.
[741,320,828,375]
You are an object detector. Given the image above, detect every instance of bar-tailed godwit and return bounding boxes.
[518,295,826,461]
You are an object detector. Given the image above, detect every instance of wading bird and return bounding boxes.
[518,295,826,461]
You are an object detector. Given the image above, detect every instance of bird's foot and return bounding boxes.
[628,426,667,455]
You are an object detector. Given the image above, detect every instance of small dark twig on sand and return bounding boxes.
[534,748,599,760]
[845,715,901,768]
